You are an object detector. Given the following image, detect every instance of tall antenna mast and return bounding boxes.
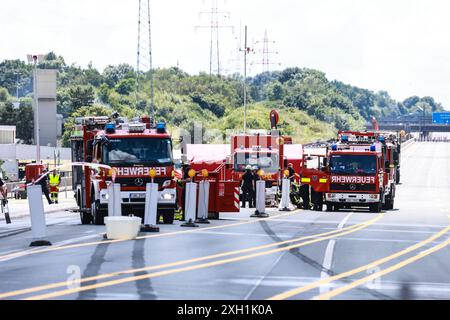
[196,0,234,76]
[251,29,280,74]
[136,0,155,122]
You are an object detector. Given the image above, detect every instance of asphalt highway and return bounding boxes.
[0,141,449,300]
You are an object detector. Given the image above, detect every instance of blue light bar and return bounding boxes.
[341,136,349,142]
[105,123,116,133]
[370,145,376,152]
[156,122,166,133]
[331,144,338,151]
[378,136,385,143]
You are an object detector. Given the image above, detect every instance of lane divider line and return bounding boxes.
[0,211,303,262]
[0,213,379,300]
[21,213,385,300]
[313,235,450,300]
[268,223,450,300]
[319,212,354,294]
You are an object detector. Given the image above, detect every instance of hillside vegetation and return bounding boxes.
[0,52,445,146]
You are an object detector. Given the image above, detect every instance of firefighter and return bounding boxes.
[250,166,259,208]
[0,176,7,206]
[241,165,254,208]
[49,169,61,204]
[287,163,296,183]
[35,169,53,205]
[299,173,310,210]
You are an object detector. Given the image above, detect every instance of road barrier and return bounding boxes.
[141,183,159,232]
[252,180,269,218]
[27,185,51,247]
[107,183,122,217]
[196,180,210,224]
[182,182,199,227]
[279,178,292,211]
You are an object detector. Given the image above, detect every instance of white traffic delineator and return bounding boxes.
[1,199,11,224]
[28,185,52,247]
[107,183,122,217]
[196,181,210,224]
[141,183,159,232]
[279,178,292,211]
[252,180,269,218]
[181,182,199,227]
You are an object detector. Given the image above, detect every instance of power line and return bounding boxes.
[195,0,234,76]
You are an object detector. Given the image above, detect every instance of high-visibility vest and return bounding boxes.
[49,174,60,187]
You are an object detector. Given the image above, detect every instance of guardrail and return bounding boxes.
[5,177,73,199]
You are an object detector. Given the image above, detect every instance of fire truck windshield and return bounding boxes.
[330,154,377,176]
[234,153,279,173]
[103,138,173,166]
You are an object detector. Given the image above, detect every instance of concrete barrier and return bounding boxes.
[27,185,51,246]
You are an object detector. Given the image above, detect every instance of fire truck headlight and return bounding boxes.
[161,193,174,200]
[162,180,172,188]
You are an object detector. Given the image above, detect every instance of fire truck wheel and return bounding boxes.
[80,210,92,225]
[370,202,382,213]
[92,199,105,225]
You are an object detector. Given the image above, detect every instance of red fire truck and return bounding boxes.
[324,131,397,212]
[70,115,177,225]
[298,131,399,212]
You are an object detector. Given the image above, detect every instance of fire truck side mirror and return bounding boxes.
[283,158,288,168]
[323,158,328,168]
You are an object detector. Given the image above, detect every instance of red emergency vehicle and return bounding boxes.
[70,115,177,225]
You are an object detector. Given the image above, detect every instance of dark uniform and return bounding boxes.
[0,177,7,206]
[36,172,53,205]
[299,174,310,210]
[251,169,259,208]
[288,167,296,183]
[241,169,254,208]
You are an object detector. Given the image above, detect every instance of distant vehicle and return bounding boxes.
[12,180,27,199]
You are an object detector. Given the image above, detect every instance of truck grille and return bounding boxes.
[115,177,167,188]
[331,183,376,192]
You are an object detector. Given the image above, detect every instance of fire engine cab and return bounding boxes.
[70,115,177,225]
[325,131,397,212]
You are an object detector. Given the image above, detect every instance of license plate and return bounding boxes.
[131,194,146,199]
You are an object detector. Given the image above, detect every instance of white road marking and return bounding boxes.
[319,213,353,294]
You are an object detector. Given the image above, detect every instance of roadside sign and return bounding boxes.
[432,112,450,124]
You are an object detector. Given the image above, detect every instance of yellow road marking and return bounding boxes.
[0,211,301,262]
[268,222,450,300]
[314,236,450,300]
[0,213,378,299]
[22,213,384,300]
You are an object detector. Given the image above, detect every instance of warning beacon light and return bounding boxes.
[341,135,349,142]
[378,136,386,143]
[370,145,376,152]
[156,122,167,134]
[105,123,116,134]
[331,144,338,151]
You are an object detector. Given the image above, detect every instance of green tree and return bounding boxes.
[68,85,95,111]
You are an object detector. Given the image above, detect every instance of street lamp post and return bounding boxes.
[27,54,44,163]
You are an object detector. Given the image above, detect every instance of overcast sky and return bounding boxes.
[1,0,450,109]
